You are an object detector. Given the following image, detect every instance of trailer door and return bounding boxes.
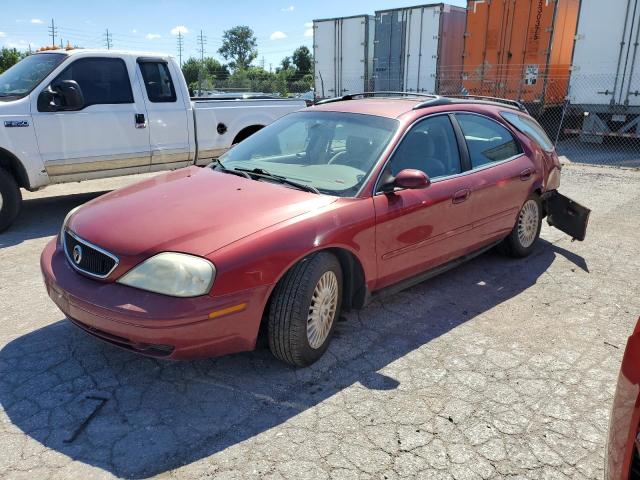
[403,6,440,93]
[314,20,337,98]
[570,0,640,107]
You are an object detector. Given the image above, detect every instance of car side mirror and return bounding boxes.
[37,87,62,112]
[53,80,85,110]
[382,168,431,192]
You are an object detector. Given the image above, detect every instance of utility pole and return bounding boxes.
[269,63,273,73]
[177,31,184,67]
[197,29,207,95]
[260,56,265,70]
[59,38,63,49]
[104,28,113,50]
[48,18,57,46]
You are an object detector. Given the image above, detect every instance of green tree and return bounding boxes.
[218,26,257,70]
[292,46,312,75]
[203,57,229,80]
[0,48,25,74]
[181,58,200,86]
[278,56,292,72]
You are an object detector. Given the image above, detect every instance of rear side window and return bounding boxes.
[138,61,177,102]
[456,113,522,168]
[53,57,133,106]
[501,111,554,152]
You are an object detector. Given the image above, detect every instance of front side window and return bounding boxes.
[138,61,177,102]
[456,113,522,168]
[0,53,66,99]
[501,111,554,152]
[52,57,133,106]
[389,115,462,179]
[219,111,398,197]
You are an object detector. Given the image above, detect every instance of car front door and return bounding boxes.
[373,114,475,289]
[136,58,192,170]
[453,112,535,250]
[32,56,151,180]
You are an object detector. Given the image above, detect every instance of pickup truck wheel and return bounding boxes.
[268,252,343,367]
[502,194,542,258]
[0,168,22,233]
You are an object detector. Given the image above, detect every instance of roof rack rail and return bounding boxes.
[444,94,529,113]
[315,91,439,105]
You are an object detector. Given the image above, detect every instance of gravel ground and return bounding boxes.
[0,163,639,480]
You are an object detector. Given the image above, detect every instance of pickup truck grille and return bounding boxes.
[64,231,119,278]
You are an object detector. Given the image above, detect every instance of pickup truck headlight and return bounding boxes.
[118,252,215,297]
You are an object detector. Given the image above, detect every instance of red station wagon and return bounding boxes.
[40,93,590,367]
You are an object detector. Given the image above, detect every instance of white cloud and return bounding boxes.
[170,25,189,35]
[304,28,313,37]
[146,33,161,40]
[0,32,6,38]
[281,5,294,12]
[270,31,287,40]
[304,22,313,28]
[30,18,43,24]
[131,29,138,34]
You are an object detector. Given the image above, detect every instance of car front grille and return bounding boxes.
[64,230,118,278]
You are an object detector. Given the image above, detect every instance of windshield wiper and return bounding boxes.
[233,167,320,194]
[210,160,252,179]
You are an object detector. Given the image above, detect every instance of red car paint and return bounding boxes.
[606,317,640,480]
[40,98,563,359]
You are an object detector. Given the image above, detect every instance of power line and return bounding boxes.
[104,28,113,50]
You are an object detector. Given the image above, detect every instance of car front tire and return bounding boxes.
[502,193,542,258]
[268,252,343,367]
[0,168,22,233]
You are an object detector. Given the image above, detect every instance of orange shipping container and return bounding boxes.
[462,0,580,113]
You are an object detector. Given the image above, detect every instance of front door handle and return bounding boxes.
[520,168,532,181]
[135,113,147,129]
[452,188,471,204]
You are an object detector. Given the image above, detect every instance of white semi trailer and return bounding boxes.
[313,15,375,99]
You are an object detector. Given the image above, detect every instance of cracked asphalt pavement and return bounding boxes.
[0,163,639,479]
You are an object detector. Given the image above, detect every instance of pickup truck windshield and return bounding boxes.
[0,53,66,99]
[218,111,398,197]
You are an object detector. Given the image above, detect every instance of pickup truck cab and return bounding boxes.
[0,49,305,231]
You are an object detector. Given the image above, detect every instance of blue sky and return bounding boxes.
[0,0,466,69]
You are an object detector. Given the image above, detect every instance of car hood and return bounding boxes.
[68,166,338,259]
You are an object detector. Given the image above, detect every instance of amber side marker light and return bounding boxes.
[208,303,248,319]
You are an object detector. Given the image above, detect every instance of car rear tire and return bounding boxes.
[0,168,22,233]
[502,194,542,258]
[268,252,343,367]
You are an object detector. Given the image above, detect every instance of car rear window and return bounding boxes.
[501,111,555,152]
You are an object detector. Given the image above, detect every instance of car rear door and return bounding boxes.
[32,56,151,180]
[373,114,476,289]
[136,58,192,170]
[452,112,535,250]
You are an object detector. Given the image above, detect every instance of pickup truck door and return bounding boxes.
[31,56,151,180]
[136,58,192,170]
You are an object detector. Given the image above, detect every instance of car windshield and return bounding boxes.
[218,111,399,197]
[0,53,66,99]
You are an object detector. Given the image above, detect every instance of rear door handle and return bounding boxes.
[452,188,471,204]
[135,113,146,129]
[520,168,532,181]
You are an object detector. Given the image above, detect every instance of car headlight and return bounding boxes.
[117,252,215,297]
[60,206,81,242]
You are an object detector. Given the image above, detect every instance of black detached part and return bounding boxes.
[544,192,591,242]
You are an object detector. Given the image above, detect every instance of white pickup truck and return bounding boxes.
[0,49,305,231]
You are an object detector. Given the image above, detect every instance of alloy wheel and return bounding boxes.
[307,270,339,349]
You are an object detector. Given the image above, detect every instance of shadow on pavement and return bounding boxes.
[0,240,582,478]
[0,191,108,249]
